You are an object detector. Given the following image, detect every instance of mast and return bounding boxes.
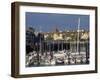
[77,18,80,53]
[39,26,42,53]
[62,40,63,50]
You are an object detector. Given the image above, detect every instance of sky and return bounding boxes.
[26,12,89,32]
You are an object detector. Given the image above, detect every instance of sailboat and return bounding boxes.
[70,18,80,55]
[75,18,86,63]
[76,18,80,54]
[76,18,86,55]
[69,18,82,64]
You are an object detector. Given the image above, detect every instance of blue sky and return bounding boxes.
[26,12,89,32]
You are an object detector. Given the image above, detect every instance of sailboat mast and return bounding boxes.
[39,26,42,53]
[77,18,80,52]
